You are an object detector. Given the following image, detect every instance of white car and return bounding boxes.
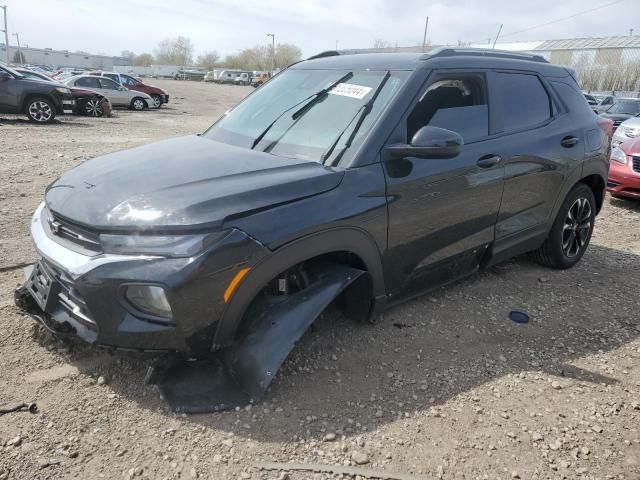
[63,75,154,110]
[612,116,640,146]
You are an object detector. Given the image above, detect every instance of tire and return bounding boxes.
[26,97,56,123]
[83,98,104,117]
[531,183,596,269]
[130,97,147,111]
[150,94,162,108]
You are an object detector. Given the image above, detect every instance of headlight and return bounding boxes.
[99,231,228,257]
[125,284,172,319]
[611,146,628,164]
[55,87,70,94]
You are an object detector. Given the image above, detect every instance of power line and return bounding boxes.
[465,0,628,45]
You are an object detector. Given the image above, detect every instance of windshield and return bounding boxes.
[204,68,409,164]
[608,101,640,115]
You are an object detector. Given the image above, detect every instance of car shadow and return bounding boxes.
[609,195,640,212]
[0,117,95,127]
[33,242,639,442]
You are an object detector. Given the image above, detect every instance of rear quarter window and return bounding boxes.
[496,72,551,132]
[550,81,594,115]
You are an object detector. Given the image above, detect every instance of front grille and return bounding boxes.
[45,207,102,253]
[633,156,640,173]
[41,260,96,327]
[613,120,623,131]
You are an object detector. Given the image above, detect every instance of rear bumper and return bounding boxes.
[607,160,640,199]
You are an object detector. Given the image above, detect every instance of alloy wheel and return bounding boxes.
[562,197,592,258]
[28,101,53,123]
[85,99,103,117]
[133,99,145,110]
[152,95,162,108]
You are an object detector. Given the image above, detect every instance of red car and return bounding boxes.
[14,67,112,117]
[88,72,169,108]
[608,138,640,200]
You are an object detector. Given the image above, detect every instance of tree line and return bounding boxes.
[122,36,302,71]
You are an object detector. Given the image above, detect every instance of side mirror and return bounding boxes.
[385,126,463,159]
[0,71,11,81]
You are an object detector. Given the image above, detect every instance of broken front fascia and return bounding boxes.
[16,202,269,355]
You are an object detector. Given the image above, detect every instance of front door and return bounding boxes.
[383,70,505,301]
[0,67,19,112]
[97,77,128,106]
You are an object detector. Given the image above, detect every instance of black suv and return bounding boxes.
[0,64,75,123]
[16,48,609,408]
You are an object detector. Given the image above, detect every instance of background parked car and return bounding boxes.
[599,98,640,132]
[234,72,251,86]
[0,64,74,123]
[611,115,640,146]
[13,67,112,117]
[204,71,216,82]
[87,71,169,108]
[608,138,640,200]
[251,72,269,87]
[216,70,238,84]
[173,69,206,81]
[63,75,153,111]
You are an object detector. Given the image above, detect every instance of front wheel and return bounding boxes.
[83,98,104,117]
[130,97,147,111]
[531,183,596,269]
[151,94,162,108]
[26,98,56,123]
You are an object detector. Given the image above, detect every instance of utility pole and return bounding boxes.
[631,28,634,37]
[335,40,339,51]
[12,32,20,64]
[1,5,8,64]
[266,33,275,77]
[492,24,503,49]
[422,16,429,52]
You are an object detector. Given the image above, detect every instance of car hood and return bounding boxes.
[600,112,634,122]
[618,116,640,128]
[45,135,344,232]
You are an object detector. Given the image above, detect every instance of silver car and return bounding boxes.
[612,116,640,146]
[63,75,153,110]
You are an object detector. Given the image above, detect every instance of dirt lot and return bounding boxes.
[1,79,639,480]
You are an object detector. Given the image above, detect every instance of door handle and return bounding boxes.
[561,136,579,148]
[476,155,502,168]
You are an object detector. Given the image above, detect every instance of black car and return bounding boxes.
[598,99,640,130]
[16,48,609,410]
[0,64,75,123]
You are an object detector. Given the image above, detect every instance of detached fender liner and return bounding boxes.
[151,262,366,413]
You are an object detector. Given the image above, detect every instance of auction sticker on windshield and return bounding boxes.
[329,83,372,100]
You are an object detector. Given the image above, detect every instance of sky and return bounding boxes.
[2,0,640,59]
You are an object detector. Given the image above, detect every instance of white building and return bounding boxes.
[0,44,130,70]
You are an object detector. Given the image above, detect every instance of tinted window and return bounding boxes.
[75,76,100,88]
[104,74,119,83]
[552,81,593,115]
[408,74,489,143]
[607,101,640,115]
[98,78,119,90]
[121,75,138,86]
[496,73,551,131]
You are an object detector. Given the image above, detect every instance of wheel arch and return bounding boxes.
[212,227,386,348]
[579,173,605,214]
[22,93,55,113]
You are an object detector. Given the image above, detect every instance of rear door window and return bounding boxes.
[496,72,551,132]
[99,78,119,90]
[104,73,120,83]
[75,77,100,88]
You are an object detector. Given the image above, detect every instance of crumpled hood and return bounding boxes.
[45,135,343,231]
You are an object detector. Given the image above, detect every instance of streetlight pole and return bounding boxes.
[267,33,275,76]
[1,5,9,64]
[12,32,20,64]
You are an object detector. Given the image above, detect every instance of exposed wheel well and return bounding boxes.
[580,174,605,214]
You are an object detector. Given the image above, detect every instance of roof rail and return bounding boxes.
[422,47,549,63]
[307,50,341,60]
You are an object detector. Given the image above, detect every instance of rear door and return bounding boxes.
[97,77,128,105]
[493,71,584,247]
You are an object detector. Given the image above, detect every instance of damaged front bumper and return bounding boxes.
[15,203,268,355]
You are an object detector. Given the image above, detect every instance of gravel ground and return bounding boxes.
[0,79,639,480]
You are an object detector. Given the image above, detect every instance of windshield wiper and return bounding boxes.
[322,71,391,166]
[251,72,353,149]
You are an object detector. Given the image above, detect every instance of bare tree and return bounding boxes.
[133,53,154,67]
[274,43,302,69]
[121,50,135,62]
[373,39,392,50]
[223,43,301,71]
[155,36,195,66]
[197,51,220,71]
